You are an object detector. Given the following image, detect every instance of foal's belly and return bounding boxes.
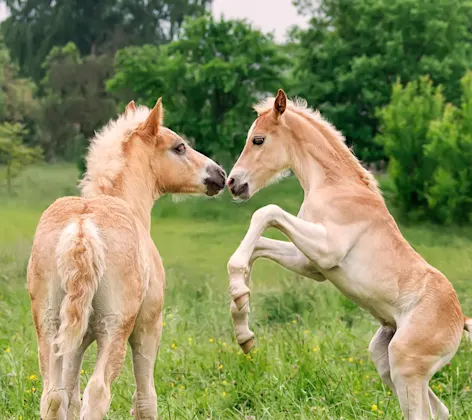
[325,267,398,326]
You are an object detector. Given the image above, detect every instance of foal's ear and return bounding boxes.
[273,89,287,118]
[143,98,164,136]
[124,100,136,117]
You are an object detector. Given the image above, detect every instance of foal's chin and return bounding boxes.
[231,191,252,202]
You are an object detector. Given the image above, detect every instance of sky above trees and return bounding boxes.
[212,0,308,41]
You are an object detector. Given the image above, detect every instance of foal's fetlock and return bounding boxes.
[132,390,158,419]
[234,292,250,310]
[41,389,68,420]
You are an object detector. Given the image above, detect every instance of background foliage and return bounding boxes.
[108,14,287,164]
[0,0,471,218]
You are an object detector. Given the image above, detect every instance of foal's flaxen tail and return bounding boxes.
[53,218,106,356]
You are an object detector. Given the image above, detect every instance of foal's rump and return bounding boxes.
[54,217,106,356]
[29,196,145,355]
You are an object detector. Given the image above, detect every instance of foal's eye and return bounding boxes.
[174,143,186,154]
[253,136,265,146]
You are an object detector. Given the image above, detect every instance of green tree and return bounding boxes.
[1,0,212,82]
[293,0,472,162]
[0,122,42,195]
[108,14,287,162]
[37,42,116,161]
[0,38,37,124]
[425,72,472,224]
[375,76,444,216]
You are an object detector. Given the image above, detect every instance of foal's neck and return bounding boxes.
[119,180,156,232]
[288,111,372,198]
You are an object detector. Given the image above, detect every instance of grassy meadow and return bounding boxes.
[1,164,472,419]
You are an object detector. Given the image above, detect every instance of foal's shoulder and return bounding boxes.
[308,183,387,225]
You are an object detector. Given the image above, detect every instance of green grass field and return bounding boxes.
[1,164,472,419]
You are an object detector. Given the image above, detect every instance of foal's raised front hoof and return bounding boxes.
[239,337,255,354]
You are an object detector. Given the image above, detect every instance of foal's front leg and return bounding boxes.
[229,205,340,352]
[251,237,325,281]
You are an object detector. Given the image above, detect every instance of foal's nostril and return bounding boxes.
[227,177,235,188]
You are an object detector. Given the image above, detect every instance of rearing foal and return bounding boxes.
[28,99,225,420]
[227,89,470,420]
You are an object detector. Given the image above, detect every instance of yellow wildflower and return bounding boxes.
[80,370,85,375]
[162,322,166,327]
[292,320,297,324]
[180,385,185,390]
[222,380,227,385]
[218,364,223,370]
[348,357,354,363]
[304,330,309,334]
[313,346,320,352]
[371,404,378,412]
[171,343,177,349]
[5,348,11,353]
[170,382,174,388]
[209,338,214,343]
[222,391,227,397]
[188,337,193,343]
[29,374,37,381]
[26,390,31,394]
[466,386,470,391]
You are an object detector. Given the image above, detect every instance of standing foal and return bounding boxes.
[227,89,470,419]
[28,99,225,420]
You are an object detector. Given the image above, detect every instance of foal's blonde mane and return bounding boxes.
[254,97,381,197]
[79,105,152,198]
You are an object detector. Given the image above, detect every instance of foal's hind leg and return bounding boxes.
[369,326,396,393]
[31,293,67,419]
[40,342,68,420]
[388,302,462,420]
[369,326,450,419]
[129,314,162,419]
[62,333,93,419]
[80,322,135,420]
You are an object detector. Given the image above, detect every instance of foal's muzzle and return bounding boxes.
[227,176,249,199]
[204,165,226,196]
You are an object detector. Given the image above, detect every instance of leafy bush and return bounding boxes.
[377,72,472,224]
[293,0,472,162]
[376,76,444,217]
[0,123,43,195]
[425,72,472,224]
